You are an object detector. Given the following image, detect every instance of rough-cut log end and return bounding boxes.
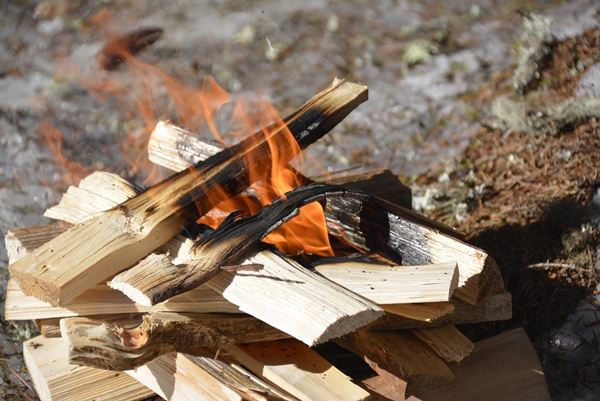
[310,308,385,346]
[106,281,153,307]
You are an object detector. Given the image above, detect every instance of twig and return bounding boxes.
[527,262,577,270]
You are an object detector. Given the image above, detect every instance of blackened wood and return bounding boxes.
[147,121,461,240]
[110,184,377,305]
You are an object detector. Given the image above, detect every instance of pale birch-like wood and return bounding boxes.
[4,279,239,320]
[23,335,155,401]
[43,172,141,223]
[335,330,454,397]
[206,249,383,346]
[61,312,289,370]
[9,79,368,306]
[313,261,459,304]
[381,302,454,322]
[367,289,511,331]
[222,339,370,401]
[175,350,296,401]
[126,352,177,400]
[412,325,475,363]
[126,350,296,401]
[414,328,551,401]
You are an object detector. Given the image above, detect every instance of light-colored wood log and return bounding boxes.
[147,121,502,305]
[335,330,454,397]
[381,302,454,322]
[367,289,511,331]
[126,350,296,401]
[23,335,155,401]
[126,352,178,400]
[313,260,459,304]
[205,249,383,346]
[222,338,370,401]
[414,328,552,401]
[9,79,368,306]
[43,171,141,223]
[5,223,70,264]
[5,278,239,320]
[147,120,224,173]
[412,325,474,363]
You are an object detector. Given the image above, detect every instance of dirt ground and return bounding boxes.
[1,0,600,399]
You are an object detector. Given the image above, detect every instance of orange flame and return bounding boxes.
[38,122,91,187]
[46,8,334,257]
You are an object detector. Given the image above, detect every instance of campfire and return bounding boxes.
[5,76,550,400]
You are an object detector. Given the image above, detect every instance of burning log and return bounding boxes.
[60,312,289,371]
[146,121,503,305]
[148,120,458,240]
[9,79,368,307]
[107,184,390,305]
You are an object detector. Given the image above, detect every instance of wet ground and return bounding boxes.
[1,0,599,399]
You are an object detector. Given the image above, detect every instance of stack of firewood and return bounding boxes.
[5,80,551,400]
